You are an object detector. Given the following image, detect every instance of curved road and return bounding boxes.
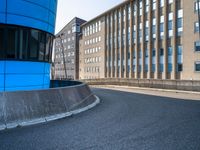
[1,88,200,150]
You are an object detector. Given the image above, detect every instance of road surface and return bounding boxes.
[0,88,200,150]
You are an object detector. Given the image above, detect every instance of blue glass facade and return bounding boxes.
[0,0,57,91]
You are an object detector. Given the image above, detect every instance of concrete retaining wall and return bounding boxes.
[81,78,200,92]
[0,80,97,130]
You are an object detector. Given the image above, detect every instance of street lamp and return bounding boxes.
[58,33,67,80]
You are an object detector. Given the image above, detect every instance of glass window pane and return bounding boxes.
[0,27,4,59]
[195,41,200,51]
[45,34,51,61]
[29,29,39,60]
[195,62,200,71]
[19,29,29,60]
[38,32,46,61]
[7,27,18,59]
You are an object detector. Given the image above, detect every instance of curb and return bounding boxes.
[91,85,200,95]
[0,95,100,131]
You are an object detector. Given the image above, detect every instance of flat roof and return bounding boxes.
[81,0,130,27]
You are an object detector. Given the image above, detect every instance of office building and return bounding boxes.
[0,0,57,91]
[53,17,86,80]
[79,17,105,79]
[79,0,200,80]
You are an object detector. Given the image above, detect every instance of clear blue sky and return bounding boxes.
[55,0,123,34]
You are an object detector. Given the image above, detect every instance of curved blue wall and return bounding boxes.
[0,0,57,91]
[0,0,57,34]
[0,61,50,91]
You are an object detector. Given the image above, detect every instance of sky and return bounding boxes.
[55,0,123,34]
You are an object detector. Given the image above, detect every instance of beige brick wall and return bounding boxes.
[182,0,200,80]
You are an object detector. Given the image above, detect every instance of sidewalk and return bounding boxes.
[91,85,200,101]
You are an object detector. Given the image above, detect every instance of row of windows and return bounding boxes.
[84,66,100,73]
[84,36,102,45]
[84,57,101,64]
[57,36,75,44]
[106,46,183,73]
[0,25,53,62]
[55,58,75,65]
[55,51,75,58]
[106,7,183,47]
[84,47,101,55]
[83,21,101,37]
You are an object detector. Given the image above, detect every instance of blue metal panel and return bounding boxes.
[7,1,49,23]
[5,61,46,74]
[44,74,50,84]
[0,61,5,73]
[0,61,5,89]
[7,14,48,33]
[0,75,4,88]
[0,13,6,24]
[50,0,57,12]
[6,85,44,91]
[43,84,50,89]
[44,63,50,74]
[0,0,58,34]
[5,74,44,87]
[0,0,6,12]
[23,0,51,8]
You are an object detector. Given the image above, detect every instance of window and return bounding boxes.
[160,0,164,7]
[195,61,200,71]
[177,45,183,72]
[169,0,173,4]
[29,29,39,60]
[177,9,183,36]
[139,0,143,16]
[153,0,156,10]
[146,0,149,13]
[168,20,173,30]
[0,24,55,62]
[0,28,4,59]
[195,41,200,51]
[194,22,199,32]
[160,48,164,72]
[195,1,200,12]
[168,47,173,72]
[38,32,45,61]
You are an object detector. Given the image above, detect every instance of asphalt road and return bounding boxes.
[0,88,200,150]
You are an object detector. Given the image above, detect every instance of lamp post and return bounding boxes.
[58,33,67,80]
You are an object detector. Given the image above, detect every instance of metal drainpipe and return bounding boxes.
[197,0,200,38]
[58,34,67,80]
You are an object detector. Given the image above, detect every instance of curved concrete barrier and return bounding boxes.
[81,78,200,92]
[0,80,99,131]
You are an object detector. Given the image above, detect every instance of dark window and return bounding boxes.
[168,20,173,30]
[38,32,46,61]
[7,27,19,59]
[160,48,164,56]
[195,41,200,51]
[0,24,54,62]
[0,28,4,59]
[29,29,39,60]
[177,18,183,28]
[160,23,164,32]
[152,49,156,56]
[195,62,200,71]
[177,64,182,72]
[45,34,51,62]
[152,25,156,34]
[19,29,29,59]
